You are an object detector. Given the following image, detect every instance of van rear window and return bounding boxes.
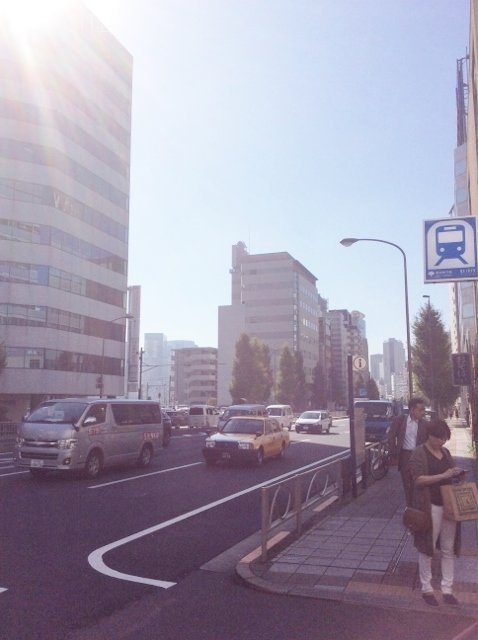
[189,407,204,415]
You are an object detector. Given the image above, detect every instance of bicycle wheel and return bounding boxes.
[370,443,388,481]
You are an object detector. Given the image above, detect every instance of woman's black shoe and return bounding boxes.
[422,593,439,607]
[443,594,459,606]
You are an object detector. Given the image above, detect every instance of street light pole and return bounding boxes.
[99,313,134,398]
[340,237,413,400]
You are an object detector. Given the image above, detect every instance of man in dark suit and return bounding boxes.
[388,397,428,506]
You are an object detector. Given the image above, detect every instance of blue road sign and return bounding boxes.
[424,217,478,283]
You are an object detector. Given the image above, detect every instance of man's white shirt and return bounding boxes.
[403,416,418,451]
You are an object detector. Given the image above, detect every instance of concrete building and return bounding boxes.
[0,5,132,419]
[142,334,196,404]
[217,242,320,406]
[316,294,332,407]
[383,339,406,398]
[328,309,368,406]
[173,347,218,406]
[370,353,385,397]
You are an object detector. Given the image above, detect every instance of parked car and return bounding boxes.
[266,404,295,430]
[203,416,289,466]
[294,410,332,434]
[161,410,172,446]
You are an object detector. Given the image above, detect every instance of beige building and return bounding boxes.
[218,242,320,406]
[0,5,132,418]
[172,347,218,406]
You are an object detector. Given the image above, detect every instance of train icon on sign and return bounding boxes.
[435,224,467,266]
[424,217,478,283]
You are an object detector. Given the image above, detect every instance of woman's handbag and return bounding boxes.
[441,482,478,521]
[403,507,432,533]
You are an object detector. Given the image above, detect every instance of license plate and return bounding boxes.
[30,459,44,468]
[221,452,231,459]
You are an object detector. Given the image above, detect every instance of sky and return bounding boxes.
[83,0,470,357]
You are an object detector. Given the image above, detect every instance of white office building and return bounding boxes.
[0,5,132,419]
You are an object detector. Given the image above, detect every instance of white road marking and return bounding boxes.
[89,462,204,489]
[0,470,30,478]
[0,588,7,594]
[0,460,14,465]
[88,451,348,589]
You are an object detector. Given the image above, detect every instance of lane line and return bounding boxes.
[0,588,7,595]
[88,451,348,589]
[89,462,204,489]
[0,470,30,478]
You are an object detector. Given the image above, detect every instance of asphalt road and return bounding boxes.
[0,421,474,640]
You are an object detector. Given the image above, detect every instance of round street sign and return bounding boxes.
[353,355,367,371]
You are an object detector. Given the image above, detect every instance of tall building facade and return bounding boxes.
[0,5,132,419]
[141,334,196,403]
[383,339,405,398]
[217,242,320,406]
[173,347,218,406]
[328,309,368,406]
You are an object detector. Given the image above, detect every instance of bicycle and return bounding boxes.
[369,439,391,481]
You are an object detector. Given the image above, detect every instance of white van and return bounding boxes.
[188,405,219,430]
[15,399,164,479]
[267,405,295,430]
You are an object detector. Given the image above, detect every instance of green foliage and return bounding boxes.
[276,346,308,411]
[367,377,380,400]
[412,304,458,410]
[293,350,307,412]
[276,345,296,405]
[229,334,272,403]
[310,363,327,408]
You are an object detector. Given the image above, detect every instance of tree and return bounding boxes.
[276,345,296,405]
[354,373,367,397]
[412,304,458,411]
[254,340,273,403]
[229,334,272,403]
[367,377,380,400]
[293,350,307,412]
[310,363,327,408]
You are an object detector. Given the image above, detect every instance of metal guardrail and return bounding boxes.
[260,450,349,561]
[0,422,18,438]
[260,441,389,561]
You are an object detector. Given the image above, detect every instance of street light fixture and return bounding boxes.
[340,237,413,400]
[99,313,134,398]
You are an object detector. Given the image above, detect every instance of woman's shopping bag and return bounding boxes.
[441,482,478,521]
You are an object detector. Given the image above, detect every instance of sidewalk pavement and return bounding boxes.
[237,421,478,619]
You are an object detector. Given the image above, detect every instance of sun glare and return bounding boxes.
[3,0,70,34]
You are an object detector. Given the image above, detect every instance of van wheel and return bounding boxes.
[137,444,153,468]
[84,450,102,479]
[163,427,171,448]
[295,427,301,434]
[278,443,286,459]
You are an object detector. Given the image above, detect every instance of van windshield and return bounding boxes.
[25,402,88,424]
[267,408,282,416]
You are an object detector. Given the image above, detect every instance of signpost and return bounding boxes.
[424,217,478,283]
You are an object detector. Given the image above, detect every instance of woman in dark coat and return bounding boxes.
[409,419,463,607]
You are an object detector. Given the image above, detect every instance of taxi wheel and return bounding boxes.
[255,447,264,466]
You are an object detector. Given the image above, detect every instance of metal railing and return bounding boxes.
[260,450,349,561]
[259,440,391,561]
